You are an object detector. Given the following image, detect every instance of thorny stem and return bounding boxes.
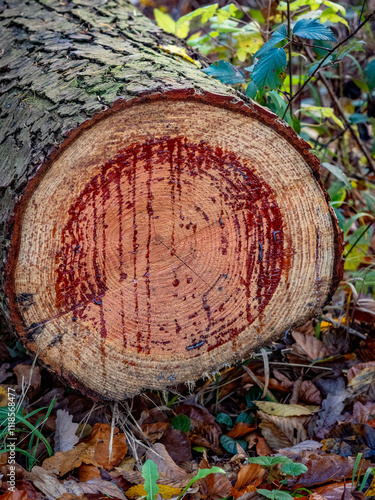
[344,219,375,259]
[281,10,375,121]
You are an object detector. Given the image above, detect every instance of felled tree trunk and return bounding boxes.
[0,0,343,400]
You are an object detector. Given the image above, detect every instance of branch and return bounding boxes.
[282,10,375,120]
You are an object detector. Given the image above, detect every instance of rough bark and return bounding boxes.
[0,0,343,400]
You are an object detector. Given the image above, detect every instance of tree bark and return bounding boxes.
[0,0,343,400]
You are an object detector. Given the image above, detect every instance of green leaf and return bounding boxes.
[217,3,238,23]
[344,244,368,271]
[257,489,294,500]
[235,412,255,424]
[142,460,160,500]
[245,81,258,99]
[281,462,308,476]
[154,9,175,34]
[177,467,225,500]
[171,414,191,433]
[365,59,375,90]
[203,61,245,84]
[220,435,247,454]
[320,7,348,28]
[254,25,287,59]
[175,21,190,39]
[293,18,336,41]
[336,40,366,62]
[328,181,347,207]
[251,48,287,94]
[246,385,263,408]
[248,456,293,467]
[176,4,218,26]
[322,163,350,188]
[216,413,233,429]
[333,207,346,230]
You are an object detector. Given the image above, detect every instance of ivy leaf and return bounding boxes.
[203,60,245,84]
[254,25,287,59]
[365,60,375,90]
[220,435,247,454]
[142,460,159,500]
[293,18,336,41]
[281,462,308,476]
[251,47,287,94]
[235,412,255,424]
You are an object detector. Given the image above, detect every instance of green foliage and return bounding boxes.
[251,48,287,95]
[220,435,247,454]
[203,61,245,84]
[171,414,191,433]
[281,461,308,476]
[216,413,233,429]
[257,489,294,500]
[142,460,160,500]
[235,412,255,424]
[293,18,336,41]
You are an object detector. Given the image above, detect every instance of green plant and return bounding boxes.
[248,455,308,491]
[0,398,56,470]
[141,459,226,500]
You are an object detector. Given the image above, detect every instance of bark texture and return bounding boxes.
[0,0,343,400]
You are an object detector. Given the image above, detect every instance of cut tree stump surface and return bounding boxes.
[0,0,343,400]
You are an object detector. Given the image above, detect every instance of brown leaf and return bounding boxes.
[141,422,169,442]
[287,452,359,488]
[292,331,330,360]
[85,423,128,470]
[159,428,192,465]
[343,401,375,424]
[199,473,232,500]
[13,364,41,390]
[145,443,190,481]
[234,463,266,492]
[42,442,99,476]
[78,464,101,482]
[1,491,32,500]
[255,436,273,456]
[347,364,375,399]
[0,363,12,383]
[227,423,257,439]
[347,361,375,383]
[299,381,322,405]
[258,411,307,451]
[175,404,221,451]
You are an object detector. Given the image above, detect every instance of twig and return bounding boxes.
[282,10,375,121]
[321,316,367,339]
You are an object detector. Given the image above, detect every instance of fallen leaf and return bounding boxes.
[292,331,330,360]
[255,436,273,456]
[159,428,192,465]
[141,422,169,442]
[255,401,319,416]
[258,411,307,451]
[78,464,101,482]
[0,385,9,407]
[227,422,257,439]
[232,463,265,498]
[312,391,348,439]
[27,466,126,500]
[278,439,322,457]
[321,423,375,458]
[287,452,363,487]
[347,361,375,383]
[42,442,99,476]
[347,364,375,399]
[54,410,79,453]
[145,443,189,481]
[298,381,322,405]
[199,473,232,500]
[343,401,375,425]
[13,364,41,390]
[158,45,202,67]
[1,491,31,500]
[85,423,127,470]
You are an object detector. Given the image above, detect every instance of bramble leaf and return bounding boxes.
[251,47,287,93]
[281,461,308,476]
[257,489,294,500]
[293,18,336,41]
[154,9,176,34]
[245,81,258,99]
[171,414,191,433]
[203,60,245,84]
[254,25,287,59]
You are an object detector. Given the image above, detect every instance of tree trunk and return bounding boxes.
[0,0,343,400]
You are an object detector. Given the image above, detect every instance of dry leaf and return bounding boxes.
[347,361,375,383]
[27,466,126,500]
[258,411,307,451]
[78,464,101,482]
[227,423,257,439]
[145,443,189,481]
[159,428,192,465]
[85,423,127,470]
[126,484,181,499]
[13,364,41,390]
[0,385,9,407]
[255,401,319,416]
[199,473,232,500]
[233,463,265,494]
[292,331,330,360]
[255,436,273,456]
[42,442,99,476]
[141,422,169,442]
[0,363,12,383]
[54,410,79,453]
[299,381,322,405]
[343,401,375,424]
[1,491,31,500]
